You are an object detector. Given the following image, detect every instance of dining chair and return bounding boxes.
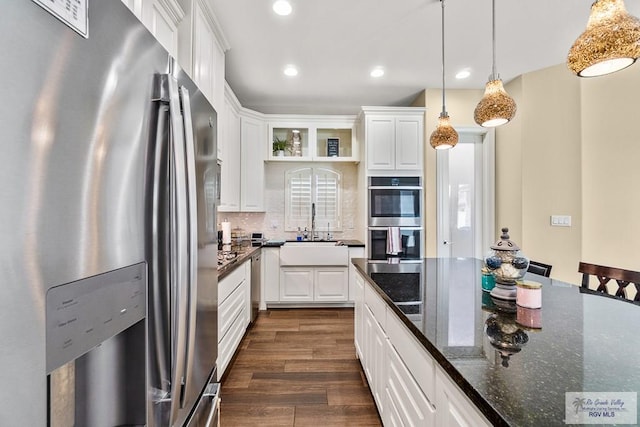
[527,260,552,277]
[578,262,640,304]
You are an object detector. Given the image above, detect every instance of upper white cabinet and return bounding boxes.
[360,107,425,172]
[219,85,241,212]
[191,0,226,111]
[267,115,358,162]
[219,86,266,213]
[240,112,266,212]
[121,0,184,59]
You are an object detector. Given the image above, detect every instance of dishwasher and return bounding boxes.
[250,251,261,323]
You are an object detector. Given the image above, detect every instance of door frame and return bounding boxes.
[436,127,495,258]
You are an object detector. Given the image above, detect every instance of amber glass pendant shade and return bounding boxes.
[474,0,516,128]
[429,113,458,150]
[474,78,517,127]
[567,0,640,77]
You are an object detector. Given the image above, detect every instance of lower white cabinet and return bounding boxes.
[385,339,436,426]
[354,269,489,427]
[353,272,365,359]
[435,366,491,427]
[280,268,314,302]
[279,267,348,302]
[218,259,250,380]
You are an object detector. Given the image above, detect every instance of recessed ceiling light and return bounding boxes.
[370,67,385,78]
[273,0,292,16]
[456,69,471,79]
[284,65,298,77]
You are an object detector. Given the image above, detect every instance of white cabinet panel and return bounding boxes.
[385,339,436,426]
[395,117,422,170]
[362,108,424,172]
[435,365,492,427]
[348,247,365,302]
[140,0,183,59]
[353,272,365,359]
[366,116,395,170]
[386,307,435,403]
[263,247,281,304]
[280,268,314,302]
[240,115,265,211]
[193,4,214,102]
[314,268,348,301]
[219,91,241,211]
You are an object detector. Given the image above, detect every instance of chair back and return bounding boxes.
[527,261,552,277]
[578,262,640,304]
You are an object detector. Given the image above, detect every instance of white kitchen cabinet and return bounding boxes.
[262,247,281,306]
[267,115,358,162]
[363,304,387,419]
[280,268,314,302]
[361,107,425,172]
[142,0,184,59]
[348,247,365,302]
[218,259,250,380]
[240,112,266,211]
[385,339,436,426]
[192,0,225,110]
[218,86,241,211]
[435,366,491,427]
[353,272,365,360]
[314,268,349,301]
[121,0,183,59]
[279,267,348,303]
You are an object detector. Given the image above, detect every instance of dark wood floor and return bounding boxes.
[220,308,382,426]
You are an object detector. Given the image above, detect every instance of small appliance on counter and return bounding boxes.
[251,232,264,247]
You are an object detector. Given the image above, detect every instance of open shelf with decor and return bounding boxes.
[267,115,358,162]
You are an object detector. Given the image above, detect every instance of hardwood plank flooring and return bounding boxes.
[220,308,381,426]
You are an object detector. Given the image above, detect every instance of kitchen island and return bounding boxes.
[352,258,640,426]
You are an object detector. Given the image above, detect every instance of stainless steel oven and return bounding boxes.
[368,176,422,227]
[369,227,422,260]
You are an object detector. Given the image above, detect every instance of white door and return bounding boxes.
[437,129,494,259]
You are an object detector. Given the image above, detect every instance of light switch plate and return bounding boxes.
[550,215,571,227]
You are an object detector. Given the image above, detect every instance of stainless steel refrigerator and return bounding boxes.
[0,1,219,426]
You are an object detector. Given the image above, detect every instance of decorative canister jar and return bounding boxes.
[481,267,496,292]
[516,280,542,309]
[484,227,529,300]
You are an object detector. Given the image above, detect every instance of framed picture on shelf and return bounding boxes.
[327,137,339,157]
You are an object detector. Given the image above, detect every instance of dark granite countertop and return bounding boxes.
[217,245,260,280]
[352,258,640,427]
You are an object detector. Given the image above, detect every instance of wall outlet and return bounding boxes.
[346,219,354,229]
[270,220,279,230]
[550,215,571,227]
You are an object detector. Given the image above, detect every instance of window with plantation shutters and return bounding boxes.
[285,167,342,232]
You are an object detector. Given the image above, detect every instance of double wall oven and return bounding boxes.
[368,176,423,260]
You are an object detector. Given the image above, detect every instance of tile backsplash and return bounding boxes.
[218,162,364,241]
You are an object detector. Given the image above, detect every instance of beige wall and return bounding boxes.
[502,65,583,284]
[423,63,639,285]
[579,65,640,271]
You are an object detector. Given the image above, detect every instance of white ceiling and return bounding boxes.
[208,0,640,115]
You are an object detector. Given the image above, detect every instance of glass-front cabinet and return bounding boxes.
[267,115,358,162]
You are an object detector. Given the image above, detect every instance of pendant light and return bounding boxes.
[567,0,640,77]
[473,0,516,128]
[430,0,458,150]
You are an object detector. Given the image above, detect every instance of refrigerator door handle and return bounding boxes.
[178,84,199,410]
[166,75,190,425]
